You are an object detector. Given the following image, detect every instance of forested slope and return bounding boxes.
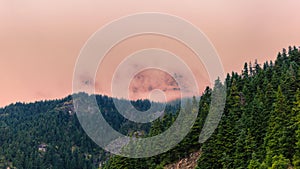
[197,46,300,168]
[104,46,300,169]
[0,95,168,169]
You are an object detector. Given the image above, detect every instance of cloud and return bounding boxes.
[128,68,181,101]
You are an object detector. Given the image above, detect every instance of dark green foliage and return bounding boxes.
[197,46,300,169]
[0,96,163,169]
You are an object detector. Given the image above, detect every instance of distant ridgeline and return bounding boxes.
[1,46,300,169]
[0,94,178,169]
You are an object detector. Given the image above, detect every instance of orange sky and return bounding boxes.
[0,0,300,107]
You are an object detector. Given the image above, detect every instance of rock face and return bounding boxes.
[165,151,201,169]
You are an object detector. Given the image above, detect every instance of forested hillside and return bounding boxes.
[197,46,300,169]
[0,46,300,169]
[0,95,173,169]
[104,46,300,169]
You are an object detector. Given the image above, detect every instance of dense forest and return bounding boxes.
[0,46,300,169]
[104,46,300,169]
[0,95,176,169]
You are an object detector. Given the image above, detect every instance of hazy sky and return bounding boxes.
[0,0,299,107]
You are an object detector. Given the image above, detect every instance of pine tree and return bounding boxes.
[219,79,242,168]
[292,90,300,168]
[264,86,291,167]
[243,62,249,78]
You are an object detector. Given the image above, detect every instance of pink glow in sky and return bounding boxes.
[0,0,300,107]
